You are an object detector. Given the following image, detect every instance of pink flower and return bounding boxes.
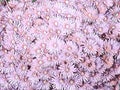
[59,61,76,78]
[0,0,120,89]
[90,72,102,84]
[76,69,90,83]
[0,74,9,90]
[72,32,86,45]
[51,74,66,90]
[6,72,20,89]
[83,39,98,54]
[64,76,78,90]
[63,41,78,54]
[83,56,96,72]
[47,36,65,54]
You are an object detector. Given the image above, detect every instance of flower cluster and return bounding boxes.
[0,0,120,90]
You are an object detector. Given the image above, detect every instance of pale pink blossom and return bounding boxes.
[0,0,120,89]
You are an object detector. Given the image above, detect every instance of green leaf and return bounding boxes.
[32,0,37,3]
[0,0,10,2]
[6,0,10,2]
[0,0,3,2]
